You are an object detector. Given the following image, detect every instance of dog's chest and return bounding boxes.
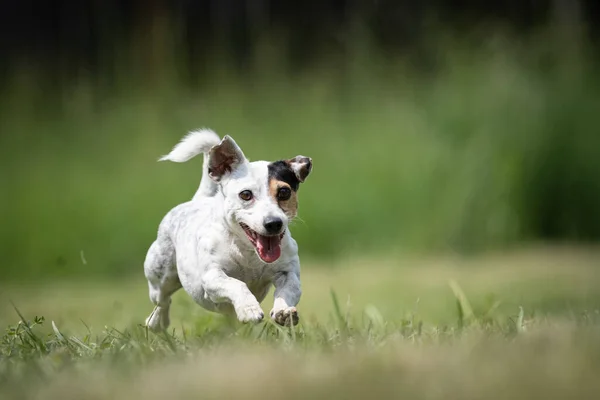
[223,261,275,300]
[222,244,278,280]
[223,260,274,283]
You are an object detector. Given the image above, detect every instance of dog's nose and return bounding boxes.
[263,217,283,234]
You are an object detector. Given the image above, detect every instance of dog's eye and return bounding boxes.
[277,187,291,201]
[239,190,253,201]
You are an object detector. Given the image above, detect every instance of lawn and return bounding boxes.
[1,246,600,399]
[3,21,600,400]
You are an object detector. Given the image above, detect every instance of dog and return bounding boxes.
[143,129,312,331]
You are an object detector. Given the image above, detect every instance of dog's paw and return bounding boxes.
[235,303,265,324]
[145,307,169,332]
[270,306,299,326]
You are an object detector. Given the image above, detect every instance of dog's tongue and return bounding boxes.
[256,234,281,263]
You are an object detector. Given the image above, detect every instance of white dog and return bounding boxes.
[143,129,312,331]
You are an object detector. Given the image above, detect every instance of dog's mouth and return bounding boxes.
[239,223,285,263]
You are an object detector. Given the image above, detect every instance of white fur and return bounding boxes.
[159,129,221,198]
[158,129,220,163]
[144,129,310,331]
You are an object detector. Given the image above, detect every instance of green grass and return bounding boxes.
[2,247,600,399]
[3,26,600,398]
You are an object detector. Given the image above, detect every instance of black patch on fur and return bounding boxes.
[268,161,300,191]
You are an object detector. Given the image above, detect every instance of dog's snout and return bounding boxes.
[263,217,283,234]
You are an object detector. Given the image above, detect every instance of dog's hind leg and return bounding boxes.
[144,237,181,332]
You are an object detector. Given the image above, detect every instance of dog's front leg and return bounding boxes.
[270,270,301,326]
[202,269,264,323]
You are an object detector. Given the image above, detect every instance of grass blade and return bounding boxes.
[449,280,474,328]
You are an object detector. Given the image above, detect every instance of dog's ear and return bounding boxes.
[287,156,313,183]
[207,135,247,181]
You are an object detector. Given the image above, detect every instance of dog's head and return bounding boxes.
[207,136,312,263]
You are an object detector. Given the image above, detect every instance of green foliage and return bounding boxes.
[1,28,600,280]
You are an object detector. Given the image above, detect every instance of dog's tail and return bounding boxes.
[159,128,220,163]
[159,128,221,199]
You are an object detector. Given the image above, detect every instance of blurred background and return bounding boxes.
[1,0,600,329]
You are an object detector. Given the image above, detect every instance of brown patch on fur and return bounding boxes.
[207,136,244,181]
[269,179,298,218]
[286,156,312,183]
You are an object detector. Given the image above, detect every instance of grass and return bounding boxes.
[3,25,600,398]
[2,247,600,399]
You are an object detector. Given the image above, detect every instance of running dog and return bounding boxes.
[143,129,312,331]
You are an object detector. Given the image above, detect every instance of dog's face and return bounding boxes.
[207,136,312,263]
